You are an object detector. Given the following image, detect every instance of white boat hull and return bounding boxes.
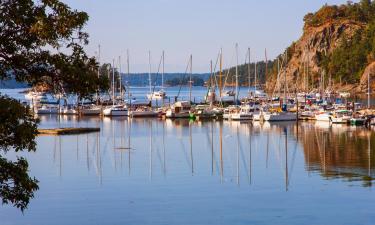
[231,113,253,121]
[263,112,296,121]
[103,108,128,116]
[129,111,158,117]
[81,108,101,115]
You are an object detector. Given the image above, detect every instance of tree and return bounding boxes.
[0,95,39,211]
[0,0,106,210]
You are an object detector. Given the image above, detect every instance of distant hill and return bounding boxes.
[0,78,29,89]
[121,73,210,86]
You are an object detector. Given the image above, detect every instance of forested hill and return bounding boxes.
[121,73,210,86]
[217,60,275,87]
[265,0,375,93]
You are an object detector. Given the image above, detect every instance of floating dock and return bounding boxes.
[38,127,100,135]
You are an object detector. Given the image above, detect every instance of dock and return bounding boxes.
[38,127,100,136]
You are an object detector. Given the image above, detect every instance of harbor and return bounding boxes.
[1,110,374,225]
[2,0,375,224]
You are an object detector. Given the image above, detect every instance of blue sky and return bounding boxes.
[62,0,355,73]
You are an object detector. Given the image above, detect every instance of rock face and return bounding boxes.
[359,62,375,92]
[267,20,365,92]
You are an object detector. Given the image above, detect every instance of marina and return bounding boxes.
[2,0,375,224]
[1,109,374,225]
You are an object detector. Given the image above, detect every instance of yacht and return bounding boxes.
[330,110,352,124]
[223,105,239,120]
[81,104,101,116]
[315,112,332,122]
[231,105,253,121]
[165,101,192,118]
[128,106,158,117]
[103,105,128,117]
[263,111,297,121]
[59,105,78,115]
[147,90,166,100]
[36,105,59,114]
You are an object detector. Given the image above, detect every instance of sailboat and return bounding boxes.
[147,51,167,100]
[103,59,128,116]
[263,52,296,122]
[129,51,157,117]
[249,49,268,99]
[228,44,253,121]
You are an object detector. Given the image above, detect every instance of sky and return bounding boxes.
[61,0,355,73]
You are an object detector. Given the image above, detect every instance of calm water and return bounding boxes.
[1,89,375,225]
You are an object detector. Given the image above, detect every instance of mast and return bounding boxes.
[265,48,268,89]
[284,52,287,104]
[368,70,371,109]
[254,62,257,93]
[235,43,239,103]
[112,59,115,105]
[127,49,131,105]
[248,48,251,92]
[148,51,152,95]
[162,50,165,90]
[219,48,223,98]
[118,56,122,101]
[189,54,193,103]
[96,44,101,102]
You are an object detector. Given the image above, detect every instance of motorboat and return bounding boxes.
[36,105,58,114]
[147,90,166,100]
[103,105,128,117]
[165,101,192,118]
[223,105,239,120]
[81,104,101,116]
[128,106,158,117]
[59,105,78,115]
[263,111,297,121]
[315,112,332,122]
[330,110,352,124]
[231,105,253,121]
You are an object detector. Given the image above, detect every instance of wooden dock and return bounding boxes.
[38,127,100,136]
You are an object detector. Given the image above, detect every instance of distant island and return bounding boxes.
[121,73,209,87]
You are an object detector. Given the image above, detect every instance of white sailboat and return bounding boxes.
[147,51,167,100]
[264,52,296,122]
[103,59,128,117]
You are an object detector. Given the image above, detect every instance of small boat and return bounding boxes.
[330,110,352,124]
[350,117,366,126]
[81,104,101,116]
[166,101,192,118]
[128,106,158,117]
[60,105,78,115]
[191,105,222,120]
[315,112,332,122]
[263,111,297,121]
[36,105,59,114]
[25,91,47,100]
[147,90,166,100]
[103,105,128,117]
[231,105,253,121]
[223,105,239,120]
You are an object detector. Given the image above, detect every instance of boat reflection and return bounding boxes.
[44,116,374,188]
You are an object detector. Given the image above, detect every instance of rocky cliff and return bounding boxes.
[266,2,375,94]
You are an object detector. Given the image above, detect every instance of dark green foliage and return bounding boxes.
[0,95,39,211]
[0,96,39,153]
[220,60,275,86]
[304,1,375,27]
[0,0,103,211]
[0,0,107,99]
[166,76,205,86]
[318,1,375,84]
